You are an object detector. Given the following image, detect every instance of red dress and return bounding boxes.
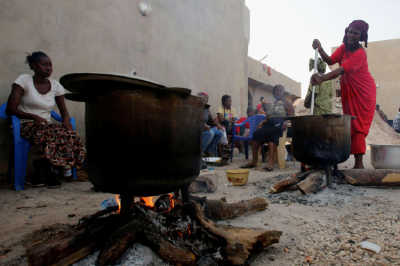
[330,44,376,154]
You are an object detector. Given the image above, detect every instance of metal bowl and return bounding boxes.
[370,144,400,169]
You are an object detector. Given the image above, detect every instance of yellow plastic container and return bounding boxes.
[225,169,250,186]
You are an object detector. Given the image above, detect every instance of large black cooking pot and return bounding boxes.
[60,73,204,196]
[284,114,352,166]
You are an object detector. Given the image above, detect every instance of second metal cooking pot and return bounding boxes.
[370,144,400,169]
[283,114,352,166]
[61,73,205,196]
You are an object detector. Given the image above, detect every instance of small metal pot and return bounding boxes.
[370,144,400,169]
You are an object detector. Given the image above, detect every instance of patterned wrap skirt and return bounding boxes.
[20,122,86,169]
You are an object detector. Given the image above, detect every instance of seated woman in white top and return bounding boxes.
[6,52,86,188]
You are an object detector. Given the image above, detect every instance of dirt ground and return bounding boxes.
[1,149,400,266]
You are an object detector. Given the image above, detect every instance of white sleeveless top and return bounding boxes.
[14,74,65,123]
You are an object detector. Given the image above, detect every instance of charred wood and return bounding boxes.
[297,171,326,195]
[270,170,307,193]
[189,202,282,265]
[190,196,268,220]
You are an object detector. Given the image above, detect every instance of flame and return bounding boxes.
[188,223,191,235]
[115,195,121,213]
[139,194,178,212]
[176,231,183,237]
[168,194,175,212]
[140,197,155,208]
[301,163,309,171]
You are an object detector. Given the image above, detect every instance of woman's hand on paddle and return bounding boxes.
[63,120,73,130]
[312,39,321,50]
[282,121,288,131]
[311,73,323,86]
[33,115,48,125]
[216,123,222,130]
[204,124,210,131]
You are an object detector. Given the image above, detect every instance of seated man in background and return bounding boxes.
[376,105,388,123]
[393,107,400,135]
[197,92,223,157]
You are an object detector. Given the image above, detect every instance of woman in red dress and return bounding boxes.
[311,20,376,169]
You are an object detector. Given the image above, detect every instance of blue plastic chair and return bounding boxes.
[0,103,77,190]
[231,115,266,161]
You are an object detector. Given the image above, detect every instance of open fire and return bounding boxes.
[115,195,121,213]
[26,193,280,266]
[139,194,177,213]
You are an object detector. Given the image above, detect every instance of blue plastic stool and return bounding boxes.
[0,103,77,190]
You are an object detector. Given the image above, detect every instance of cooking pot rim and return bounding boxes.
[370,144,400,148]
[60,72,165,90]
[282,114,353,120]
[60,73,194,97]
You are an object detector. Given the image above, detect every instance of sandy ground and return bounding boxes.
[1,149,400,266]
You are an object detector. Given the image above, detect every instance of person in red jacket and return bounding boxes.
[236,107,255,153]
[311,20,376,169]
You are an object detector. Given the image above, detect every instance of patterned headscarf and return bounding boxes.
[196,92,209,98]
[343,20,369,48]
[309,57,326,72]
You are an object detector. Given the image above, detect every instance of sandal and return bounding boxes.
[221,155,231,161]
[240,163,256,169]
[263,164,274,172]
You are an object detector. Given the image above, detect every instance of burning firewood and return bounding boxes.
[26,196,280,266]
[96,215,149,266]
[297,171,326,195]
[270,170,306,193]
[141,222,197,266]
[154,194,175,212]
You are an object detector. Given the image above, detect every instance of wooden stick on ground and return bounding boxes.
[189,202,282,265]
[270,170,311,193]
[191,196,268,220]
[141,223,197,266]
[96,211,149,266]
[340,169,400,186]
[26,215,120,266]
[297,170,326,195]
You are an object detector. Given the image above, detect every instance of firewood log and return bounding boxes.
[297,170,326,195]
[340,169,400,186]
[26,215,120,266]
[141,223,197,266]
[270,170,310,193]
[190,196,268,220]
[189,203,282,265]
[96,211,149,266]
